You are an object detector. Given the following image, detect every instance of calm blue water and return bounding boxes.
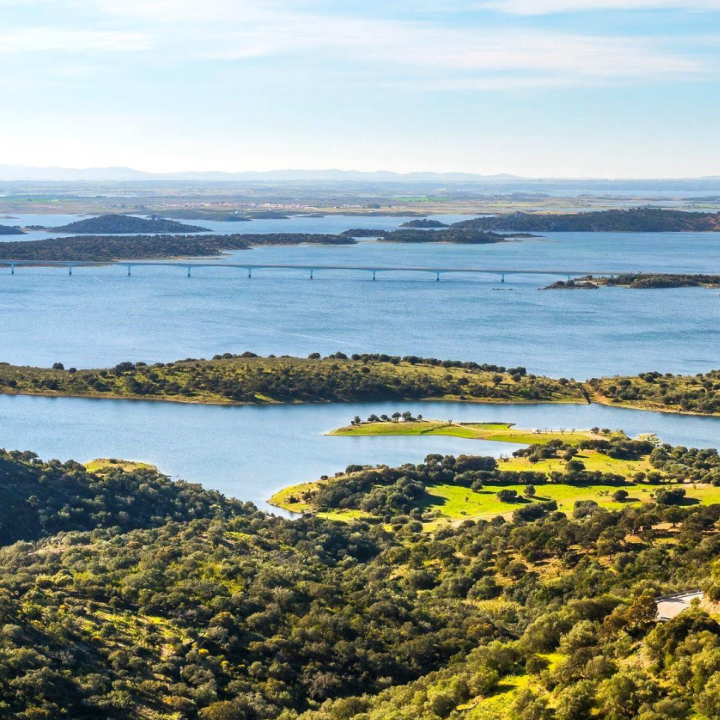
[1,213,719,505]
[2,395,720,511]
[0,215,718,377]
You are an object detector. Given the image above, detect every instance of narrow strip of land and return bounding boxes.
[0,354,717,416]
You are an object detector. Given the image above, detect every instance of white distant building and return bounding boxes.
[655,591,704,621]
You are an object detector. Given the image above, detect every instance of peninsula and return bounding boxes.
[0,353,719,415]
[454,207,720,232]
[0,354,582,405]
[271,425,720,525]
[0,232,356,261]
[0,223,25,235]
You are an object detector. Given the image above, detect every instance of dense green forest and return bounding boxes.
[589,370,720,415]
[53,214,210,234]
[4,447,720,718]
[454,208,720,232]
[0,354,583,405]
[0,233,355,262]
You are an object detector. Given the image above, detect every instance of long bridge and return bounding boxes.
[0,260,638,282]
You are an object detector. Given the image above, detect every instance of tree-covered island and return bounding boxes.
[543,274,720,290]
[52,213,212,234]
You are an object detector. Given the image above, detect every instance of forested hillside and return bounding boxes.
[3,448,720,718]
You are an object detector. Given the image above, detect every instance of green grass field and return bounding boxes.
[329,420,597,445]
[84,458,157,473]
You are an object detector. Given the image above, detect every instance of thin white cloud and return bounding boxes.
[487,0,720,14]
[1,1,714,89]
[0,28,153,53]
[196,20,708,80]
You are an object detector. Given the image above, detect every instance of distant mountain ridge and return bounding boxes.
[1,164,720,188]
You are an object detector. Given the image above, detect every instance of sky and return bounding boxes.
[1,0,719,178]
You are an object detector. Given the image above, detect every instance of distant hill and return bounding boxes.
[455,208,720,232]
[54,214,210,234]
[0,224,24,235]
[400,219,449,228]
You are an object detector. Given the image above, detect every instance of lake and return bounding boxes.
[0,214,718,377]
[1,212,719,506]
[2,394,720,511]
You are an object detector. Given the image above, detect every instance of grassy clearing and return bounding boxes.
[423,481,637,521]
[330,420,597,445]
[84,458,157,473]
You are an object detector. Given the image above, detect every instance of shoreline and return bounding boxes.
[0,386,718,418]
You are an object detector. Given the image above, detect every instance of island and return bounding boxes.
[0,232,356,262]
[0,223,25,235]
[0,353,719,417]
[542,279,599,290]
[542,273,720,290]
[400,218,449,228]
[52,213,211,234]
[3,440,720,718]
[452,207,720,232]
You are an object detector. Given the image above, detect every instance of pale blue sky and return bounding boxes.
[1,0,719,177]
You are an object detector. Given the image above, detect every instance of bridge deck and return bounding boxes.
[0,260,643,277]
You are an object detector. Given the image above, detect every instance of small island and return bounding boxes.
[541,279,599,290]
[543,273,720,290]
[399,218,448,228]
[53,213,211,234]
